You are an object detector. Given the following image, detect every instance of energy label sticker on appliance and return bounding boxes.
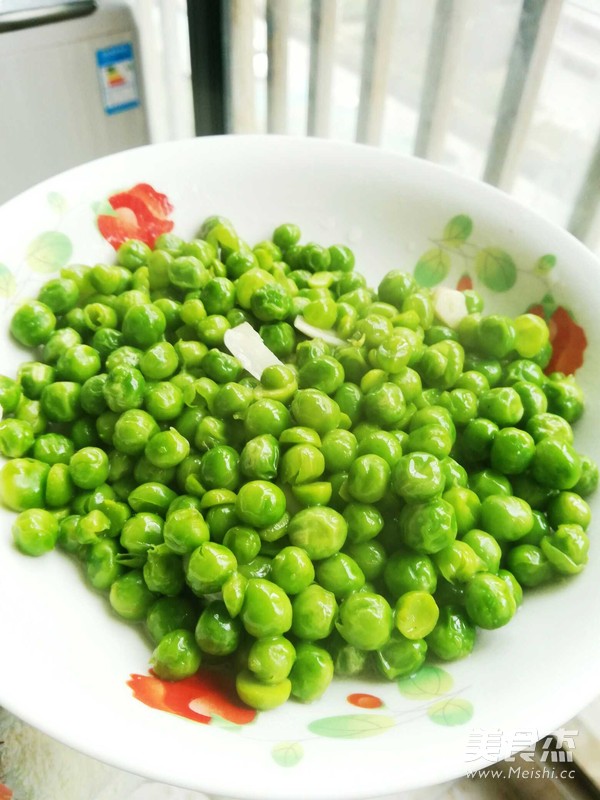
[96,43,140,115]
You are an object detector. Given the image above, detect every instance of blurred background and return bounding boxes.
[1,0,600,254]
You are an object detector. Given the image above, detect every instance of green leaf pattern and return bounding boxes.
[308,714,396,739]
[271,741,304,767]
[443,214,473,246]
[475,247,517,292]
[427,698,474,726]
[0,264,16,297]
[397,665,454,700]
[414,248,450,287]
[26,231,72,274]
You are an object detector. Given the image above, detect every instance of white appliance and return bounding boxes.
[0,0,150,203]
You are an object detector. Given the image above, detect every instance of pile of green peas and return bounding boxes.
[0,214,597,711]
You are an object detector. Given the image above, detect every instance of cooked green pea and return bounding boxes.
[270,546,315,595]
[248,635,296,684]
[541,524,589,575]
[392,452,444,503]
[384,552,437,598]
[195,600,242,655]
[288,506,347,559]
[399,497,457,554]
[375,630,427,680]
[531,438,581,490]
[465,572,517,629]
[461,529,502,573]
[236,480,286,527]
[0,419,35,458]
[506,544,554,587]
[11,301,56,347]
[186,541,237,594]
[469,469,513,501]
[103,367,146,413]
[146,596,198,644]
[289,641,333,702]
[240,435,279,481]
[151,629,201,680]
[109,569,156,621]
[40,381,81,422]
[12,508,59,556]
[336,591,392,650]
[164,507,209,554]
[236,669,291,710]
[291,584,338,640]
[347,454,390,503]
[546,491,591,530]
[426,605,475,660]
[240,577,292,637]
[145,428,190,469]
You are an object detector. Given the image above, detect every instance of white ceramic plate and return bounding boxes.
[0,136,599,800]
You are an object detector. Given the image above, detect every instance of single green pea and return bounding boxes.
[128,481,177,515]
[69,447,110,490]
[0,419,35,458]
[240,577,293,637]
[465,572,517,629]
[32,433,74,466]
[344,540,386,582]
[223,526,262,565]
[151,629,202,680]
[426,605,475,660]
[540,524,589,575]
[546,491,591,530]
[318,430,357,474]
[315,552,365,599]
[105,346,143,373]
[392,452,444,504]
[531,438,581,491]
[195,600,242,655]
[197,445,239,491]
[280,444,324,485]
[236,669,291,710]
[440,457,468,489]
[248,635,296,684]
[469,469,513,501]
[17,361,56,401]
[44,463,74,507]
[289,641,334,703]
[346,454,390,504]
[290,389,341,435]
[186,541,238,594]
[399,497,457,554]
[109,569,156,621]
[478,387,524,427]
[12,508,59,556]
[291,584,338,640]
[461,529,502,574]
[111,409,159,456]
[544,374,584,423]
[236,480,286,527]
[279,427,322,448]
[374,630,427,680]
[489,427,536,475]
[145,428,190,469]
[507,544,554,587]
[433,540,484,585]
[222,571,248,617]
[103,367,146,413]
[14,397,46,436]
[0,375,22,413]
[459,417,498,464]
[146,596,198,644]
[120,512,164,555]
[339,504,381,546]
[383,552,437,598]
[378,270,415,309]
[288,506,347,559]
[244,399,291,439]
[240,435,280,481]
[86,538,124,590]
[163,507,210,554]
[510,474,555,513]
[11,300,56,347]
[270,546,315,595]
[336,591,393,651]
[0,457,50,511]
[40,381,81,423]
[394,591,439,639]
[479,494,533,542]
[442,486,481,535]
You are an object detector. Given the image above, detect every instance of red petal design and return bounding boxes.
[127,183,174,218]
[456,274,473,292]
[546,306,587,375]
[347,692,383,709]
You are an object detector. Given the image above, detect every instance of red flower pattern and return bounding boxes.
[529,304,587,375]
[127,669,256,726]
[97,183,174,250]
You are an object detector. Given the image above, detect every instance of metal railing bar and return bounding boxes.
[307,0,337,137]
[483,0,564,190]
[223,0,257,134]
[413,0,472,162]
[267,0,290,134]
[356,0,398,145]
